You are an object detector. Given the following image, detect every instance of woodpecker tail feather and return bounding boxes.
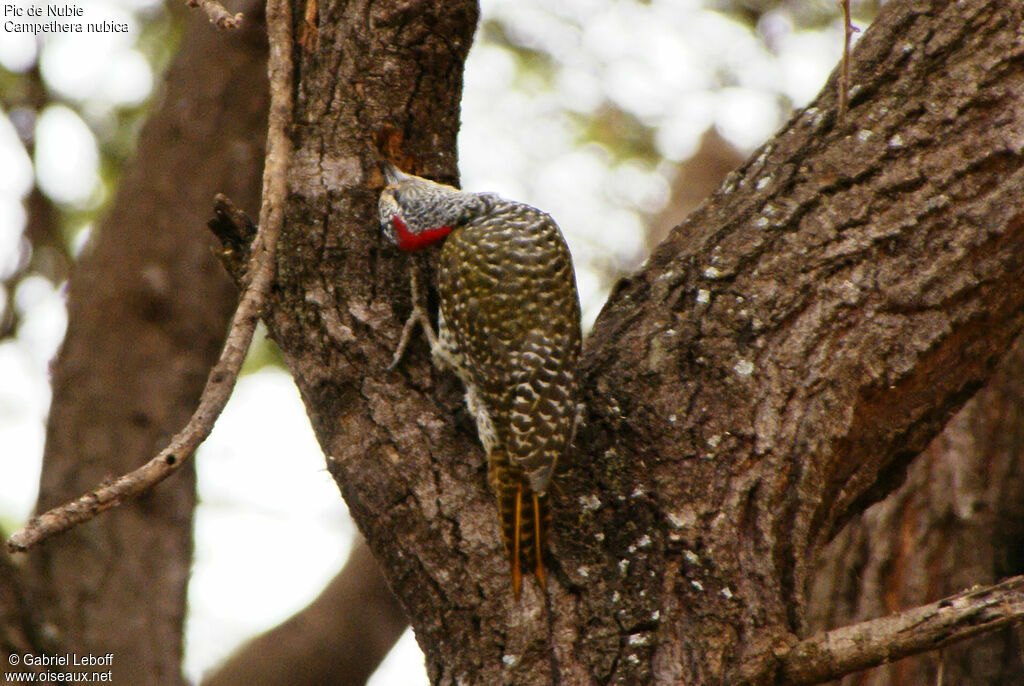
[490,454,549,598]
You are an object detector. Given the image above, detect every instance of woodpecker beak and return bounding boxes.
[382,162,410,186]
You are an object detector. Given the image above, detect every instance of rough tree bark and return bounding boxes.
[808,332,1024,685]
[574,0,1024,680]
[248,0,1024,683]
[1,4,268,683]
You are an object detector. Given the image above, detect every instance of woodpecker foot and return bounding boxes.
[389,304,434,370]
[388,265,438,370]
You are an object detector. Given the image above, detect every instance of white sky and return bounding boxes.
[0,0,854,682]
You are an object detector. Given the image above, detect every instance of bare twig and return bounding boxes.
[6,0,295,554]
[776,576,1024,685]
[187,0,244,30]
[837,0,859,119]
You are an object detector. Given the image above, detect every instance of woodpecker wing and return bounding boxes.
[505,328,580,493]
[437,198,581,596]
[438,200,581,468]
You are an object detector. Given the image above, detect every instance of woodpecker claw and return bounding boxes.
[388,264,438,370]
[388,319,412,370]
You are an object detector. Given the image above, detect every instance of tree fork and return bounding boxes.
[234,0,1024,682]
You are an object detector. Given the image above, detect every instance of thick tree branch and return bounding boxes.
[562,0,1024,679]
[773,576,1024,685]
[6,0,294,554]
[201,538,407,686]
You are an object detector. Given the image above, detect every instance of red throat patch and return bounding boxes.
[393,216,453,251]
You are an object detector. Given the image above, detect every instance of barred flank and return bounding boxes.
[490,451,550,598]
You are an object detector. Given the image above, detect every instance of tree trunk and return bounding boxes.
[6,5,268,683]
[808,332,1024,685]
[575,0,1024,680]
[259,0,1024,682]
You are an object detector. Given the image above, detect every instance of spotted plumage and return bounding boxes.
[379,163,582,597]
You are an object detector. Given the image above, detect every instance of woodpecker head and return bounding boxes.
[378,163,487,251]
